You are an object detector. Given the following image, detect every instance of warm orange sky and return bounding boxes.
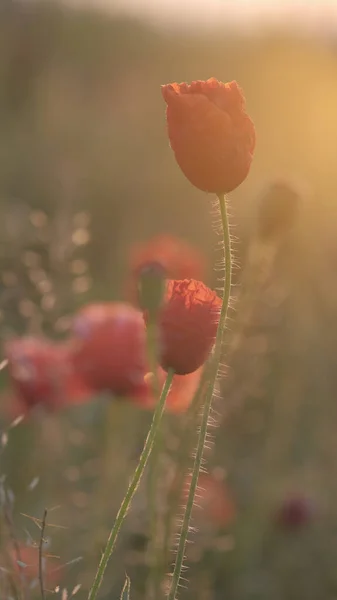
[70,0,337,30]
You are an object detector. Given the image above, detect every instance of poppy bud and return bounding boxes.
[276,494,315,530]
[257,180,301,242]
[127,234,206,306]
[157,279,222,375]
[137,262,166,321]
[162,78,255,194]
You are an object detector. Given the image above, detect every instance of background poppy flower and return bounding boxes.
[276,494,315,530]
[182,472,236,528]
[4,337,89,413]
[71,302,148,399]
[142,366,204,413]
[127,234,206,306]
[157,279,222,375]
[6,542,59,588]
[162,78,255,194]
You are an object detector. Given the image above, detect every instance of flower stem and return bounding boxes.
[162,370,208,572]
[167,193,232,600]
[87,369,174,600]
[145,320,165,600]
[146,320,161,398]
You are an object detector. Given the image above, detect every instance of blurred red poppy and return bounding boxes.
[127,234,206,306]
[276,494,315,530]
[162,78,255,194]
[157,279,222,375]
[6,542,59,589]
[182,472,236,528]
[71,302,148,399]
[4,337,91,414]
[142,366,204,413]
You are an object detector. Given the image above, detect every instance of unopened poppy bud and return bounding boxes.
[257,180,301,242]
[162,78,255,194]
[137,262,166,321]
[276,494,316,530]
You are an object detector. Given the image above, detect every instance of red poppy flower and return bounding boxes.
[6,542,59,588]
[4,337,90,413]
[276,494,315,530]
[162,78,255,193]
[157,279,222,375]
[127,234,207,312]
[142,366,204,413]
[130,234,206,285]
[182,472,236,528]
[71,302,148,398]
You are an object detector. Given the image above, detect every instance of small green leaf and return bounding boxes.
[120,575,131,600]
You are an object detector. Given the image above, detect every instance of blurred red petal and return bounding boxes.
[71,302,148,399]
[182,472,236,528]
[158,279,222,375]
[139,366,203,414]
[127,234,206,305]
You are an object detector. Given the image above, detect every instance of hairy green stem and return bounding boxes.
[161,369,208,572]
[87,369,174,600]
[168,193,232,600]
[145,320,165,600]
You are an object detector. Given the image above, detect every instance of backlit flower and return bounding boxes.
[129,234,206,285]
[162,78,255,193]
[4,337,90,413]
[158,279,222,375]
[127,234,207,313]
[71,302,148,398]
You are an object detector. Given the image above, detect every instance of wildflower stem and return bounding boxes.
[162,370,208,574]
[38,508,47,600]
[87,368,174,600]
[146,320,161,398]
[168,193,232,600]
[145,318,165,600]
